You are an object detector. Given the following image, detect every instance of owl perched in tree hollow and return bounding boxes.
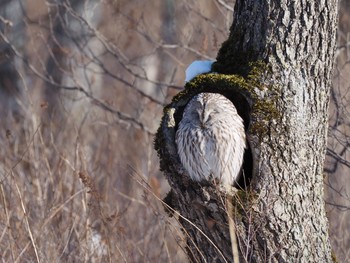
[175,92,246,186]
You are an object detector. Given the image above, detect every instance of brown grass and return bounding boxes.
[0,113,189,262]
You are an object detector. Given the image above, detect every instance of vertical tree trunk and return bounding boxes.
[44,0,103,122]
[155,0,338,262]
[0,0,26,120]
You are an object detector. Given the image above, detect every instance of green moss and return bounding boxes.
[244,61,280,138]
[154,125,166,171]
[331,250,338,263]
[230,189,258,219]
[154,61,281,175]
[172,74,247,101]
[213,26,262,76]
[174,61,280,140]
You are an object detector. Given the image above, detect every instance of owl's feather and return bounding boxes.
[176,92,246,186]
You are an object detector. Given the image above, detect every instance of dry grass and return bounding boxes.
[0,1,235,261]
[0,0,349,262]
[0,111,188,262]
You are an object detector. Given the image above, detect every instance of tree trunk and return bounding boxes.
[0,0,26,120]
[155,1,338,262]
[44,0,103,122]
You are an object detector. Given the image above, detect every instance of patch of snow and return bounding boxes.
[185,60,215,83]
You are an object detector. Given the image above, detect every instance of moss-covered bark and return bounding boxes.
[155,0,338,262]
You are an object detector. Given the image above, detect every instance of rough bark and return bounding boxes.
[155,0,338,262]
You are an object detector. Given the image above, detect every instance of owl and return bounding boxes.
[175,92,246,186]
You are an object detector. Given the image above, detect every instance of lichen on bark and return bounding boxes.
[155,60,281,172]
[154,60,281,262]
[155,0,338,261]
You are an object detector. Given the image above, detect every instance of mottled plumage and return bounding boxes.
[175,92,246,186]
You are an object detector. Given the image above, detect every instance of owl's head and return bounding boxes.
[182,93,239,127]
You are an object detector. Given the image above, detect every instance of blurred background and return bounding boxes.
[0,0,348,262]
